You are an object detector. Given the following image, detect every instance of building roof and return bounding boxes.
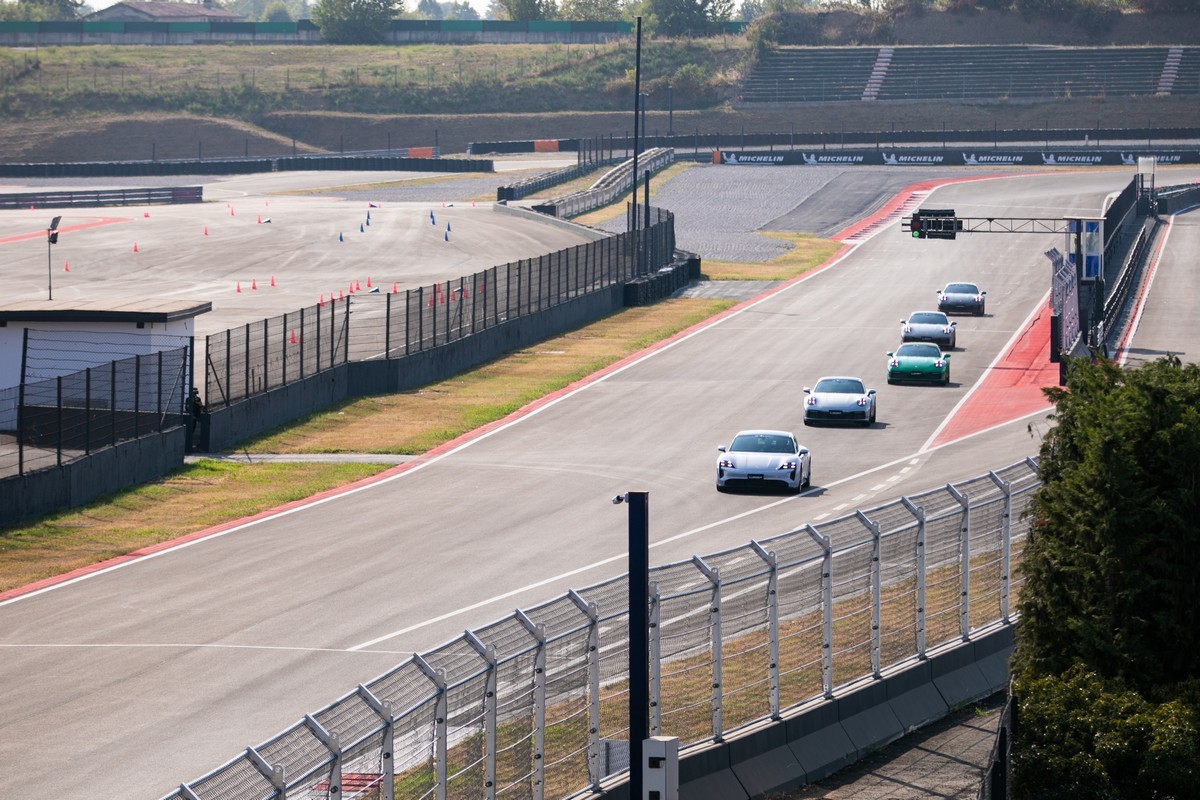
[0,299,212,324]
[87,2,245,20]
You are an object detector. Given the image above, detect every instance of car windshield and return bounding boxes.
[945,283,979,294]
[730,433,795,454]
[896,343,942,359]
[909,312,948,325]
[814,378,865,394]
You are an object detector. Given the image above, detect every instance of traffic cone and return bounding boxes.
[444,231,449,242]
[360,223,364,233]
[366,210,371,220]
[366,276,372,288]
[230,207,235,216]
[257,215,262,224]
[391,281,398,293]
[461,286,469,298]
[143,211,150,218]
[290,329,298,344]
[29,204,34,211]
[446,222,451,232]
[319,294,325,307]
[428,294,436,307]
[203,226,208,236]
[236,281,242,293]
[133,242,139,252]
[338,232,344,242]
[355,279,361,291]
[251,278,257,290]
[338,290,344,300]
[270,275,276,287]
[365,217,370,227]
[63,260,69,272]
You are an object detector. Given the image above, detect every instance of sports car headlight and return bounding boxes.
[889,358,900,367]
[975,294,983,301]
[903,325,912,332]
[806,396,818,406]
[719,458,736,469]
[942,326,952,333]
[856,397,868,406]
[777,460,797,470]
[939,294,948,302]
[935,359,945,367]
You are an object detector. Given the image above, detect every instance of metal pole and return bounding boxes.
[618,489,649,800]
[630,17,642,237]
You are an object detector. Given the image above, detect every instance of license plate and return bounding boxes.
[748,474,764,480]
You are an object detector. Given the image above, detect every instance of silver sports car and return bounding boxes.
[937,282,986,316]
[901,310,957,349]
[716,429,811,493]
[803,376,877,427]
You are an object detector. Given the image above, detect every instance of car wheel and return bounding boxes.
[802,463,811,489]
[867,405,876,426]
[942,371,950,386]
[978,305,985,316]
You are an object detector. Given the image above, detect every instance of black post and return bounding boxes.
[56,376,63,467]
[668,84,673,137]
[643,170,651,275]
[631,17,642,238]
[624,490,650,800]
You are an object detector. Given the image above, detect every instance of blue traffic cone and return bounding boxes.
[365,217,370,226]
[360,223,364,233]
[444,231,449,241]
[338,232,343,242]
[446,222,451,232]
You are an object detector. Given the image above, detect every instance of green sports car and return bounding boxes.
[887,342,951,385]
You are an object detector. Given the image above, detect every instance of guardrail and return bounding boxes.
[161,456,1038,800]
[0,186,202,209]
[532,148,674,218]
[0,155,492,179]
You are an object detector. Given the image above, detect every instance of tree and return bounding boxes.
[312,0,400,42]
[0,0,84,19]
[441,0,479,18]
[559,0,623,20]
[415,0,442,16]
[495,0,554,20]
[1015,354,1200,691]
[647,0,732,36]
[263,0,293,19]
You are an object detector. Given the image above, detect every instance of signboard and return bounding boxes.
[713,149,1200,167]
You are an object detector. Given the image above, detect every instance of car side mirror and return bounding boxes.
[803,387,811,394]
[950,321,957,327]
[981,291,987,295]
[799,448,809,456]
[718,445,727,453]
[886,351,894,357]
[868,389,877,396]
[943,353,952,359]
[899,319,906,325]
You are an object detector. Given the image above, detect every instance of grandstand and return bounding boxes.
[739,45,1200,104]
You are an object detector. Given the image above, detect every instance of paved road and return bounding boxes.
[2,165,1199,799]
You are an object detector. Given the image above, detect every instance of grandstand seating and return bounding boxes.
[739,46,1200,104]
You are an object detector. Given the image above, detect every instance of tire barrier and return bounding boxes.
[0,156,493,179]
[712,148,1200,167]
[0,186,202,209]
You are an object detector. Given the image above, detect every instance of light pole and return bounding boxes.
[46,215,61,301]
[638,92,649,153]
[614,490,649,800]
[667,84,673,137]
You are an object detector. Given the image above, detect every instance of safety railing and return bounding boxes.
[162,456,1039,800]
[533,148,674,219]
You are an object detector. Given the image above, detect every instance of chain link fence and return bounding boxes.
[163,456,1038,800]
[205,210,676,408]
[0,344,191,479]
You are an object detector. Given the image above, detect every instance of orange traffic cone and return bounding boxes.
[132,242,139,252]
[236,281,242,293]
[289,329,298,344]
[257,215,262,224]
[355,279,361,291]
[143,211,150,218]
[366,276,372,288]
[251,278,258,290]
[63,260,69,272]
[391,281,398,293]
[319,294,325,307]
[230,207,235,216]
[203,226,208,236]
[338,290,344,300]
[270,275,276,287]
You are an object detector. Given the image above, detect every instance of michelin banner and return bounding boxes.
[712,149,1200,167]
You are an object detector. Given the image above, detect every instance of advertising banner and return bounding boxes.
[713,149,1200,167]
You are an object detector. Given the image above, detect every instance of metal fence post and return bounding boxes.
[110,360,117,445]
[55,376,63,467]
[84,366,91,455]
[304,714,341,800]
[244,746,287,800]
[281,313,288,386]
[948,483,971,640]
[16,380,24,475]
[751,540,780,719]
[516,611,546,800]
[356,684,395,800]
[300,307,306,379]
[988,471,1013,622]
[856,511,883,677]
[384,292,392,359]
[263,316,270,391]
[133,354,141,438]
[243,323,250,400]
[805,525,834,698]
[413,655,448,800]
[901,497,927,657]
[465,631,497,800]
[568,589,602,789]
[693,556,723,739]
[648,581,662,736]
[343,298,350,364]
[157,349,164,431]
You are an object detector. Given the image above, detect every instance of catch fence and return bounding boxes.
[0,345,191,478]
[164,456,1039,800]
[205,209,676,407]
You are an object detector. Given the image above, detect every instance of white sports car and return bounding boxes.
[716,429,811,493]
[803,376,877,427]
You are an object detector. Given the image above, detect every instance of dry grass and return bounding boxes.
[243,298,733,454]
[0,460,385,593]
[569,161,696,228]
[702,233,845,281]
